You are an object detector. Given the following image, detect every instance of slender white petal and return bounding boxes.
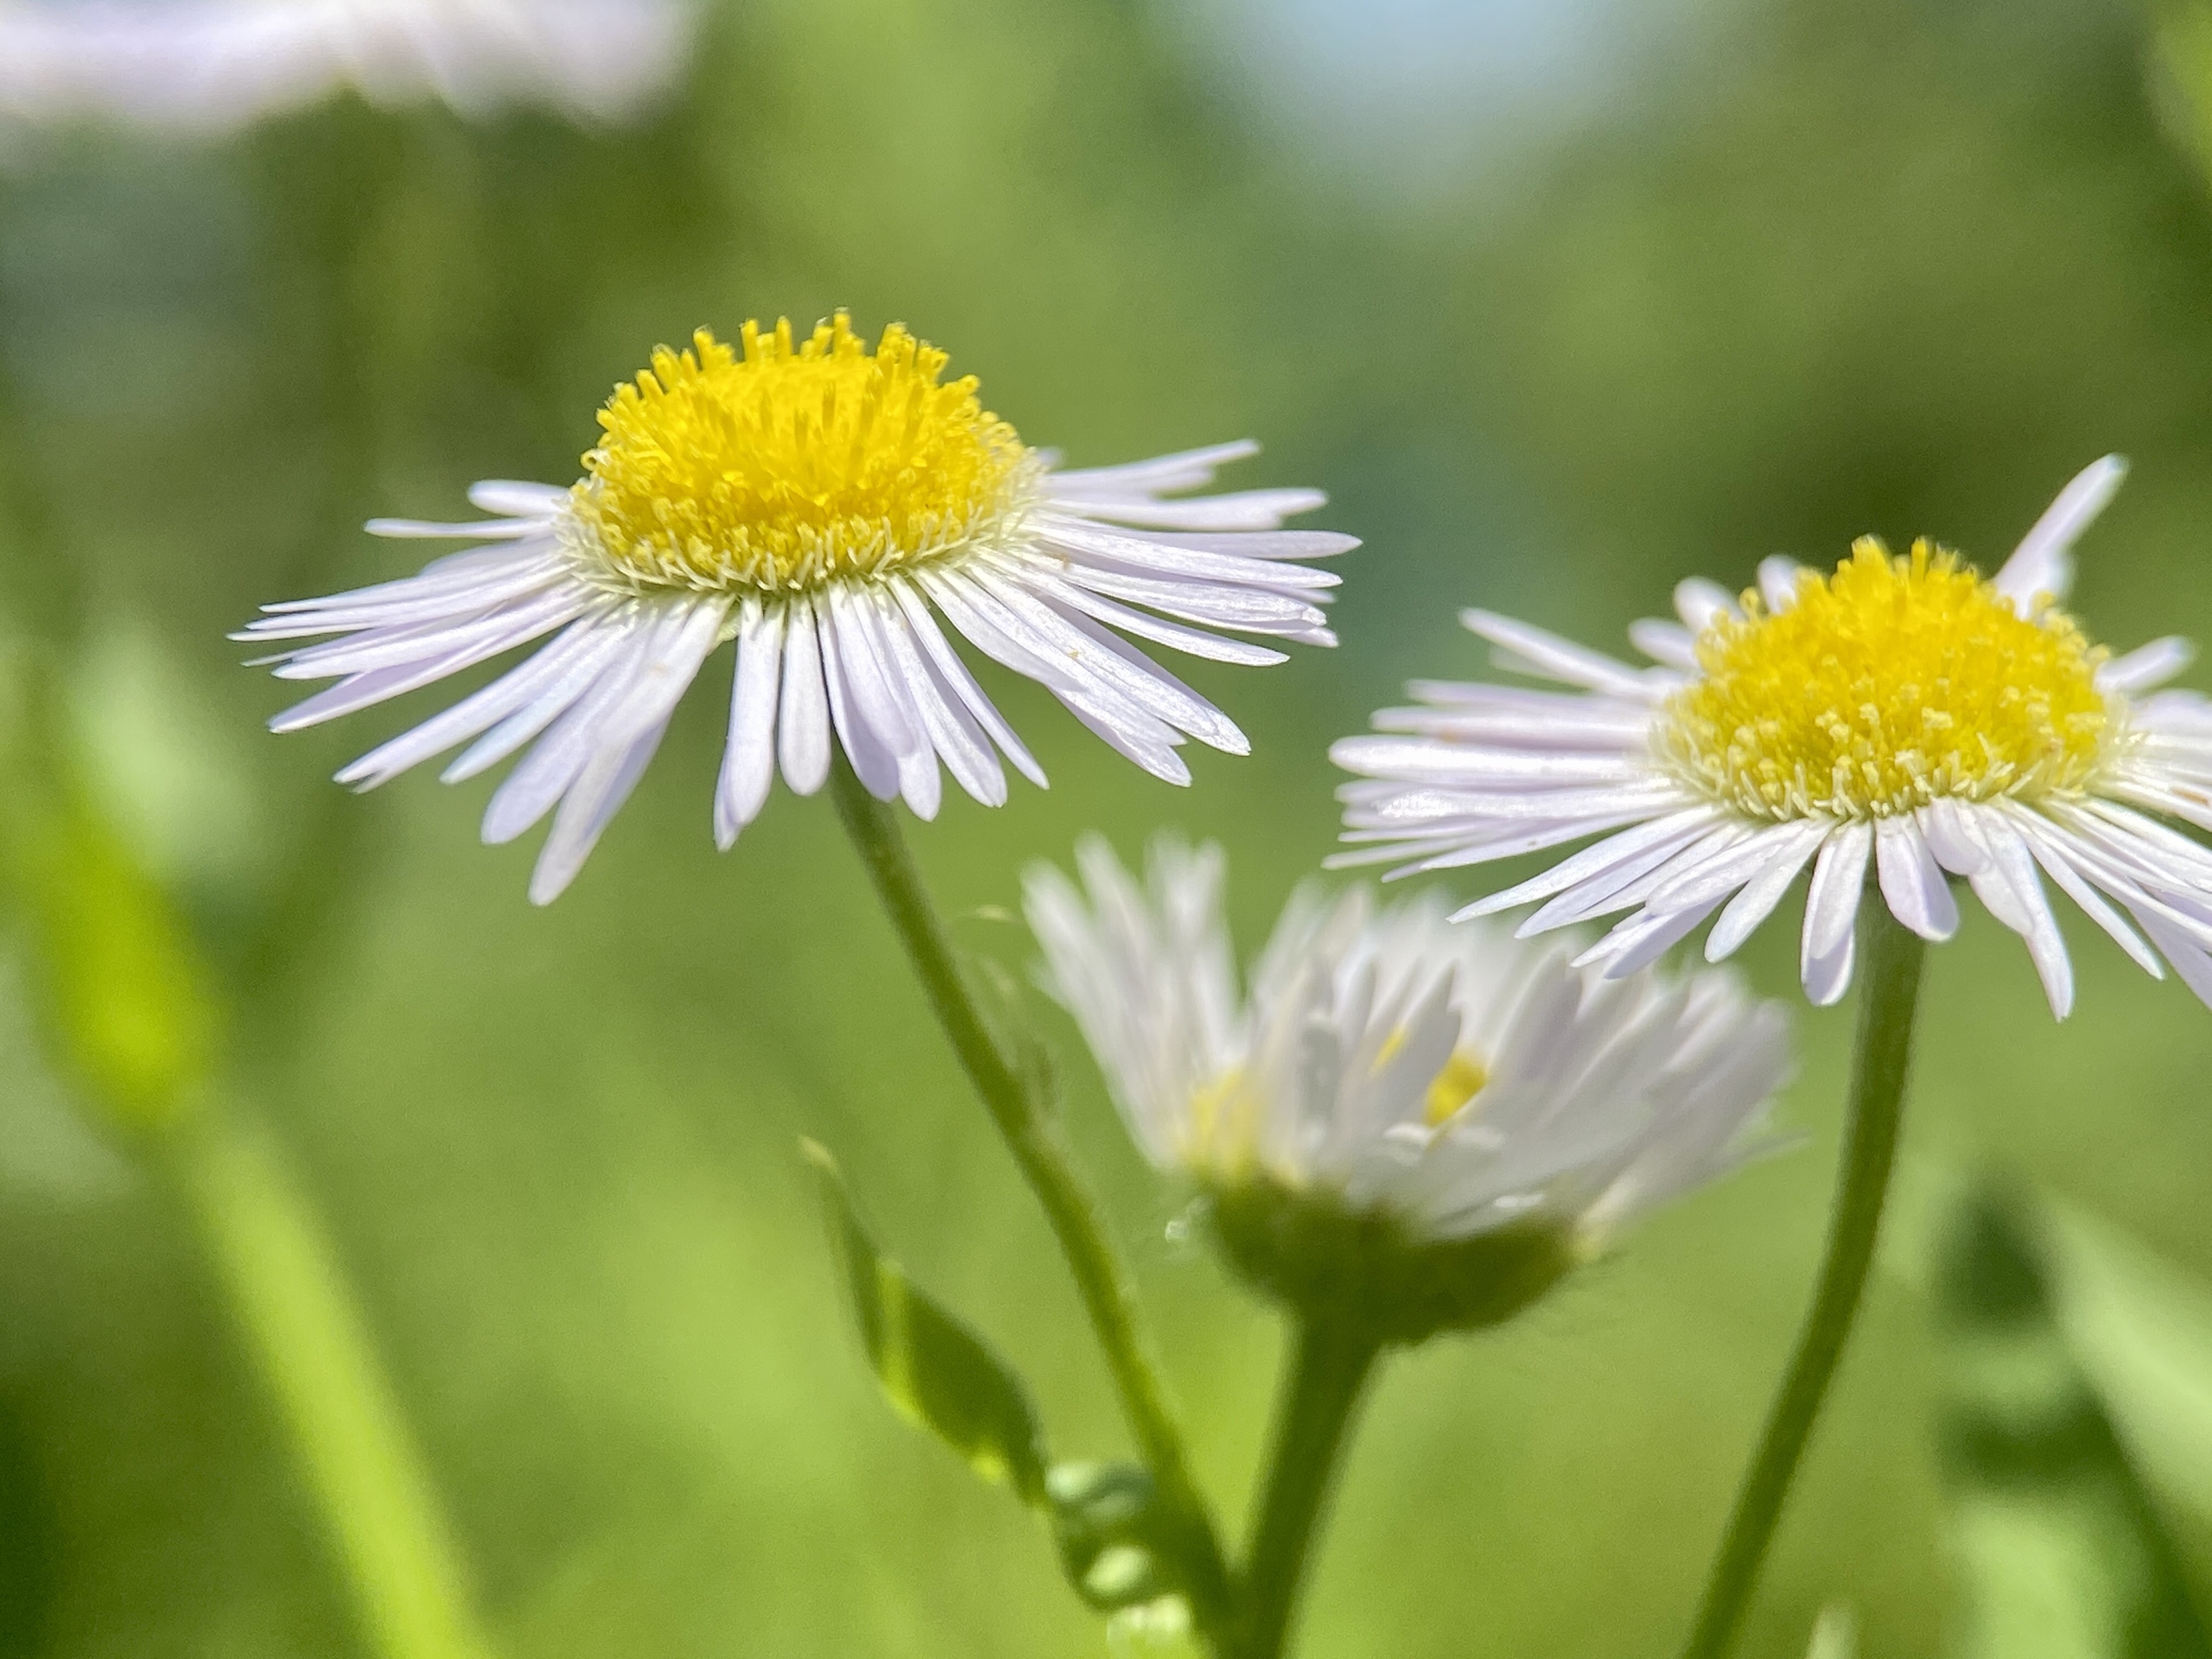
[715,600,783,849]
[777,600,833,796]
[1875,816,1959,942]
[1995,455,2127,608]
[1757,557,1803,614]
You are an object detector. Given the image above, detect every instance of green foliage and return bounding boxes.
[805,1141,1196,1619]
[1806,1607,1855,1659]
[0,697,220,1134]
[803,1138,1050,1507]
[0,1395,58,1659]
[1047,1461,1185,1613]
[1931,1184,2212,1659]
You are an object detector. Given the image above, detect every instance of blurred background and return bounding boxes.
[6,0,2212,1654]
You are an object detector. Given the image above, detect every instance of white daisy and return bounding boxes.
[1024,837,1790,1330]
[240,316,1350,904]
[1330,457,2212,1018]
[0,0,694,136]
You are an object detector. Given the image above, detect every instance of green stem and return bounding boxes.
[1239,1318,1382,1659]
[1677,900,1927,1659]
[165,1104,496,1659]
[827,760,1234,1635]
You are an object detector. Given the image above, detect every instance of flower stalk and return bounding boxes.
[166,1103,496,1659]
[1238,1315,1382,1659]
[1677,899,1927,1659]
[828,760,1236,1637]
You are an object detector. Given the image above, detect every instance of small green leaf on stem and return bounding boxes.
[802,1138,1049,1506]
[1048,1462,1188,1611]
[1107,1596,1202,1659]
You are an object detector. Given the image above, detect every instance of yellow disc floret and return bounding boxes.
[1657,538,2116,821]
[566,313,1036,595]
[1424,1050,1490,1127]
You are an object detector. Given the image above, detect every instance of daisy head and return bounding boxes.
[1024,837,1791,1341]
[0,0,695,138]
[241,316,1351,903]
[1332,458,2212,1018]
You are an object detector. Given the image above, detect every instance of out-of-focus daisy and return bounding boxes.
[1333,459,2212,1018]
[1025,837,1790,1336]
[241,316,1349,904]
[0,0,695,135]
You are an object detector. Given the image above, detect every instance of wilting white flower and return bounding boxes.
[240,316,1349,904]
[1333,458,2212,1018]
[1025,837,1789,1330]
[0,0,695,135]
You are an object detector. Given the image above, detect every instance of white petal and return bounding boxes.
[1461,610,1663,700]
[1674,578,1738,631]
[528,716,671,906]
[441,611,646,783]
[2099,637,2194,696]
[1045,439,1260,497]
[777,600,833,796]
[1627,618,1697,670]
[841,588,943,820]
[1995,455,2127,608]
[1803,820,1873,964]
[1976,810,2075,1018]
[886,583,1048,789]
[1706,825,1828,961]
[1919,796,1990,876]
[1063,487,1325,531]
[2006,809,2164,979]
[333,614,622,786]
[469,479,571,517]
[817,594,904,801]
[715,601,783,850]
[480,627,657,843]
[1874,815,1958,942]
[1802,924,1856,1008]
[1453,809,1723,919]
[1757,556,1803,614]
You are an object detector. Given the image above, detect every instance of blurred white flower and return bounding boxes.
[240,316,1349,903]
[1334,457,2212,1018]
[1025,836,1790,1305]
[0,0,697,135]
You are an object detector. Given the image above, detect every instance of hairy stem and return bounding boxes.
[1677,900,1927,1659]
[829,762,1234,1636]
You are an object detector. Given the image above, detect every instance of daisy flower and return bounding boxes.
[0,0,695,137]
[241,316,1349,903]
[1330,457,2212,1018]
[1025,837,1790,1336]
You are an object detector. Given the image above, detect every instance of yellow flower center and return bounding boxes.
[1657,538,2115,821]
[1425,1050,1490,1127]
[565,313,1036,596]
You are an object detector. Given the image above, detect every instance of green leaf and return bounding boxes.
[2153,1,2212,189]
[1930,1182,2212,1659]
[802,1139,1048,1507]
[2041,1200,2212,1532]
[1806,1607,1855,1659]
[1105,1597,1201,1659]
[1,749,220,1134]
[0,1392,59,1659]
[1047,1462,1184,1612]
